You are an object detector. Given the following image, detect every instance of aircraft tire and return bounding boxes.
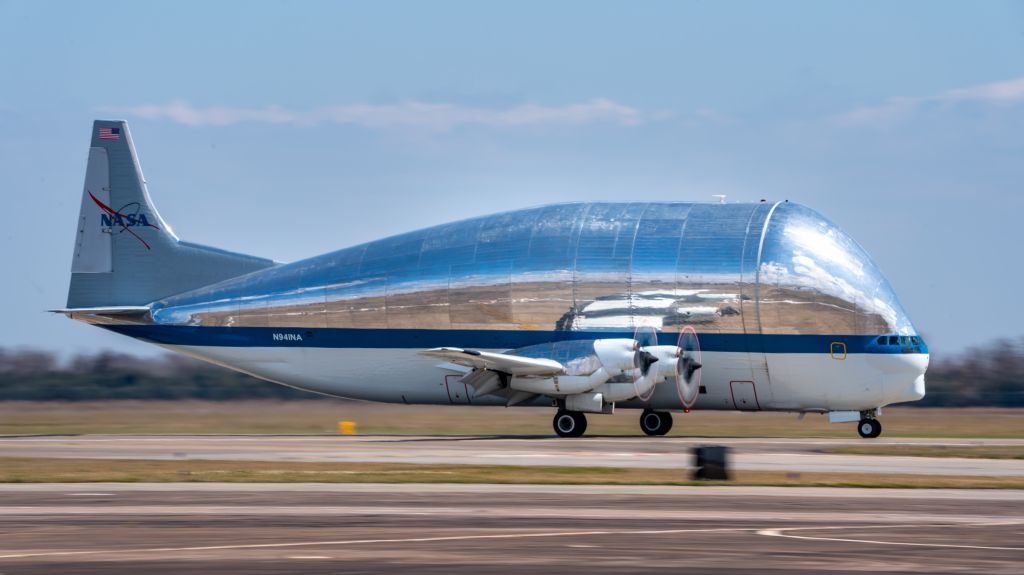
[657,411,673,435]
[857,418,882,439]
[640,410,672,436]
[554,410,587,438]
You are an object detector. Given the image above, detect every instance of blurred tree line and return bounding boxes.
[917,337,1024,407]
[1,338,1022,405]
[0,349,316,400]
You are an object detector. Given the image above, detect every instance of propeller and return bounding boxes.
[635,350,659,377]
[680,354,702,383]
[631,325,660,402]
[672,325,702,408]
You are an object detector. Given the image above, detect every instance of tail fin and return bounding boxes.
[67,120,276,308]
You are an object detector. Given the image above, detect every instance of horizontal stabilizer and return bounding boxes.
[419,347,564,377]
[50,306,151,318]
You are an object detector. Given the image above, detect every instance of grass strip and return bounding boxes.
[823,445,1024,460]
[3,402,1024,438]
[1,457,1022,489]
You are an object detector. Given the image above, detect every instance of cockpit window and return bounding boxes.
[875,333,925,351]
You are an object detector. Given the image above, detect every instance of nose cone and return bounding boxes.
[759,203,928,406]
[909,342,930,402]
[758,202,917,336]
[911,372,927,401]
[877,351,930,404]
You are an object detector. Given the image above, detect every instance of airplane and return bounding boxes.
[56,120,929,439]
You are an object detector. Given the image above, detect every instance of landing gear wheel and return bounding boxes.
[553,410,588,438]
[640,410,673,436]
[857,418,882,439]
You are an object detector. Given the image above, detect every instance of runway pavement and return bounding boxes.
[2,434,1023,476]
[0,483,1020,574]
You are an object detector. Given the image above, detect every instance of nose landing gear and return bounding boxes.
[640,409,673,436]
[857,417,882,439]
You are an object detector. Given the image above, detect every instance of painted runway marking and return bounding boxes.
[7,522,1021,560]
[756,522,1024,552]
[0,527,753,560]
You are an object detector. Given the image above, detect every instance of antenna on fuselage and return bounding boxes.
[711,194,726,204]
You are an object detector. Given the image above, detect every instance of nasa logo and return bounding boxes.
[101,212,154,228]
[273,333,303,342]
[88,190,160,250]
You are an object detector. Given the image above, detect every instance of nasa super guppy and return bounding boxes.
[58,121,928,438]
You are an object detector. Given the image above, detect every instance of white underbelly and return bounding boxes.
[161,344,923,412]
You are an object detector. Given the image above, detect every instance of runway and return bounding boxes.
[0,483,1021,574]
[3,435,1023,476]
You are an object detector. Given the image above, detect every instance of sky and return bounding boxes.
[1,0,1022,358]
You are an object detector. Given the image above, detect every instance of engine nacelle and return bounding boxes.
[502,338,660,400]
[593,339,640,376]
[644,345,681,380]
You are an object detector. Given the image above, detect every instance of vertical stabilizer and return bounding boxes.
[67,120,276,308]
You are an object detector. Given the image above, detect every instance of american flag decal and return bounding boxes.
[98,127,121,141]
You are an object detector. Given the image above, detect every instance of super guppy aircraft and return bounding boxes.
[58,121,929,438]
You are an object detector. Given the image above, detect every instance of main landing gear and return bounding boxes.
[857,416,882,439]
[639,409,673,436]
[552,409,677,438]
[553,410,588,438]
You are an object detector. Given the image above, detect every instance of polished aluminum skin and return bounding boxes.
[150,201,916,340]
[62,121,928,419]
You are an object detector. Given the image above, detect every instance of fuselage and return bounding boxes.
[94,200,928,413]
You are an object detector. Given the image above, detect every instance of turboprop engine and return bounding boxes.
[419,330,704,413]
[504,339,689,410]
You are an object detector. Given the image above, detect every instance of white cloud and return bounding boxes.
[833,77,1024,127]
[940,77,1024,104]
[832,97,919,127]
[107,99,645,130]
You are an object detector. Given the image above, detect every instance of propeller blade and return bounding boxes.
[636,350,659,377]
[674,325,703,408]
[631,326,660,402]
[683,358,702,382]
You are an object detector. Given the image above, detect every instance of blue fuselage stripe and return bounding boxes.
[100,325,926,355]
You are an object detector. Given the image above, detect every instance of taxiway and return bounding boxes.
[0,483,1020,574]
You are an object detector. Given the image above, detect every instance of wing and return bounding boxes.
[418,347,564,377]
